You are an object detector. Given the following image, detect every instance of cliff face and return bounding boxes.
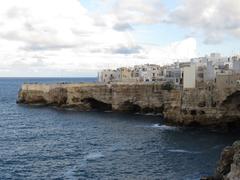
[169,88,240,127]
[17,83,178,113]
[215,141,240,180]
[202,141,240,180]
[17,83,240,127]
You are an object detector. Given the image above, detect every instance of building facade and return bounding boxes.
[134,64,163,82]
[183,64,196,89]
[98,69,117,83]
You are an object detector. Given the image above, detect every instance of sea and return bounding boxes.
[0,77,239,180]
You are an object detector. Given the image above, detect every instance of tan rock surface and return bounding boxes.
[17,83,240,127]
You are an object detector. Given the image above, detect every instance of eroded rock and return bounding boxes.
[204,141,240,180]
[17,83,240,127]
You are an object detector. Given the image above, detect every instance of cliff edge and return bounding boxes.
[17,83,240,127]
[202,140,240,180]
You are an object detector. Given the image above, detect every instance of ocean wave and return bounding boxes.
[152,124,178,131]
[135,112,162,116]
[104,110,113,113]
[84,152,104,161]
[64,167,77,180]
[168,149,201,154]
[110,146,129,153]
[211,145,224,150]
[145,113,156,116]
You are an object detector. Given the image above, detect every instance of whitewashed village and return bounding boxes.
[98,53,240,90]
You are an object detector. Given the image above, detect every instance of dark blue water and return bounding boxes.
[0,78,239,180]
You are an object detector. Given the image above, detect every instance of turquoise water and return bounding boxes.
[0,78,239,180]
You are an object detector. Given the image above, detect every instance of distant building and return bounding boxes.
[98,69,117,83]
[210,53,221,59]
[216,72,240,89]
[134,64,162,82]
[98,52,240,89]
[115,67,134,82]
[191,57,208,64]
[232,56,240,73]
[164,65,181,86]
[208,53,228,67]
[196,64,205,83]
[179,62,191,69]
[98,67,134,83]
[183,64,196,89]
[204,61,215,81]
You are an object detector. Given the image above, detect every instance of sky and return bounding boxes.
[0,0,240,77]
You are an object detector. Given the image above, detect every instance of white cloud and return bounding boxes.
[167,0,240,44]
[108,0,166,25]
[0,0,134,50]
[0,0,197,77]
[142,38,197,63]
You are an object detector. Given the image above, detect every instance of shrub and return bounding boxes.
[161,82,174,91]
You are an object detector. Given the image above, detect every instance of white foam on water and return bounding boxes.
[65,108,77,112]
[64,166,78,180]
[135,112,162,116]
[211,144,223,149]
[110,146,129,153]
[168,149,201,154]
[145,113,156,116]
[84,152,104,161]
[143,113,163,116]
[104,110,112,113]
[152,124,178,131]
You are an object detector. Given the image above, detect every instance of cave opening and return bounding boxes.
[120,101,142,113]
[119,101,164,114]
[222,91,240,111]
[81,98,112,111]
[142,106,164,114]
[188,121,200,127]
[190,110,197,116]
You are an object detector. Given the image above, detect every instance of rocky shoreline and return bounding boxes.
[202,141,240,180]
[17,83,240,128]
[16,82,240,179]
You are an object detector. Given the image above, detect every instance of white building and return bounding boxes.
[208,53,228,67]
[164,65,181,86]
[204,61,215,81]
[183,64,196,89]
[98,69,117,83]
[232,56,240,73]
[134,64,163,82]
[98,67,134,83]
[191,56,208,64]
[98,52,239,88]
[115,67,134,82]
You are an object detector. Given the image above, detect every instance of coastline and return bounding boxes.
[16,81,240,179]
[17,82,240,129]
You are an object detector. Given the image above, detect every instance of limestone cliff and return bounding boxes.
[17,83,240,127]
[202,141,240,180]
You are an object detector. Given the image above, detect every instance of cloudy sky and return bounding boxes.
[0,0,240,77]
